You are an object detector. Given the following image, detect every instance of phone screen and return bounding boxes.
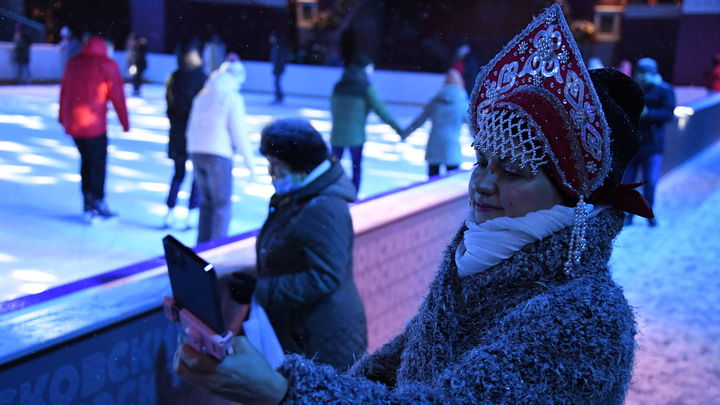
[163,235,226,334]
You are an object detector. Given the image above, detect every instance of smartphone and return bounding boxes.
[163,234,234,360]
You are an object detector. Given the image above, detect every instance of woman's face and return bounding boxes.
[468,149,565,224]
[266,156,292,180]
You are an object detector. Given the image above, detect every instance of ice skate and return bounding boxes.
[162,208,176,230]
[83,209,100,225]
[93,200,118,224]
[181,208,199,231]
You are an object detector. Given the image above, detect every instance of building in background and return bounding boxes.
[0,0,718,85]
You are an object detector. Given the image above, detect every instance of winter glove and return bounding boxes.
[228,272,257,304]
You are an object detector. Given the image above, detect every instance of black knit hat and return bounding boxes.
[589,68,645,189]
[176,40,201,68]
[259,118,329,174]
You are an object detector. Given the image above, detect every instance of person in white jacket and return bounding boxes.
[187,60,257,244]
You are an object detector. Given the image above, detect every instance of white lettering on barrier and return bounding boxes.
[90,392,113,405]
[82,352,106,398]
[20,374,48,404]
[129,331,155,374]
[108,341,130,383]
[0,388,16,405]
[117,380,136,405]
[0,322,177,405]
[49,364,79,405]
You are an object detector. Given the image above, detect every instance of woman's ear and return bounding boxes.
[541,165,577,207]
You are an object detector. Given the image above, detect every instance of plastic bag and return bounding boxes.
[242,296,285,368]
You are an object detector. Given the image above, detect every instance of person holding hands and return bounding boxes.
[330,53,403,193]
[401,68,469,178]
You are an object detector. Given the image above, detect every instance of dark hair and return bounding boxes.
[176,40,201,68]
[541,69,644,204]
[259,118,329,174]
[589,68,645,189]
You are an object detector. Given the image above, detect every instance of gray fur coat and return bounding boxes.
[278,208,636,404]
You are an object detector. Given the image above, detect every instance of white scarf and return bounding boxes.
[455,204,602,278]
[273,159,332,195]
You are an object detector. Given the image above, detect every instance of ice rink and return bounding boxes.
[0,83,475,301]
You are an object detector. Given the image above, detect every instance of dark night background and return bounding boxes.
[4,0,719,85]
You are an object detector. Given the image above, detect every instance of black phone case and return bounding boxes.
[163,235,226,334]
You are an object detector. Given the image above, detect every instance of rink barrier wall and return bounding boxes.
[662,91,720,176]
[0,170,469,404]
[0,42,444,105]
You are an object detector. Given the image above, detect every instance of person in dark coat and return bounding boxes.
[269,31,287,104]
[163,43,208,229]
[131,37,148,96]
[13,23,32,84]
[622,57,676,227]
[225,118,367,371]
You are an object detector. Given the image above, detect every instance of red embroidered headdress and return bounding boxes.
[469,4,652,274]
[470,4,611,198]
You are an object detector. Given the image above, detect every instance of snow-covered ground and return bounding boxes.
[0,83,718,403]
[610,137,720,404]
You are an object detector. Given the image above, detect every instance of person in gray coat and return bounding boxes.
[225,118,367,371]
[401,69,469,178]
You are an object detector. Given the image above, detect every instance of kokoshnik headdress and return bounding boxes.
[469,4,653,275]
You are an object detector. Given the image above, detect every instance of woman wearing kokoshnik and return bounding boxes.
[173,5,653,404]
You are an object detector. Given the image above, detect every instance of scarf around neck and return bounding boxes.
[455,204,601,278]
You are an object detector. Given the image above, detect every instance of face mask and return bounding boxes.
[272,172,304,195]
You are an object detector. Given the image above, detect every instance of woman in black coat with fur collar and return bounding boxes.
[227,118,367,371]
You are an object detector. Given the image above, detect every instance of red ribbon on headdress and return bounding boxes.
[588,182,654,218]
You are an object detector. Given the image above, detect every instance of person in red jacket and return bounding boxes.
[59,35,130,223]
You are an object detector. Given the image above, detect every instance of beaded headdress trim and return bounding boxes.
[468,4,611,276]
[469,3,611,199]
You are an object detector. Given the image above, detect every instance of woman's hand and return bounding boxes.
[175,335,289,405]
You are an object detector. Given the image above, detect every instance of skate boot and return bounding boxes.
[83,197,100,225]
[83,207,100,225]
[182,208,199,231]
[94,200,118,222]
[163,207,176,229]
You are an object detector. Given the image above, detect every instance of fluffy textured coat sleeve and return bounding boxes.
[277,208,636,404]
